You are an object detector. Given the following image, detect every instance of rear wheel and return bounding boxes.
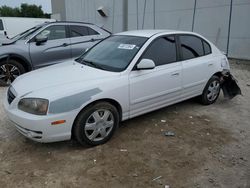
[0,59,25,86]
[200,75,221,105]
[73,102,119,146]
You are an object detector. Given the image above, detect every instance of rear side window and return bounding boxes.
[0,19,4,30]
[142,36,177,66]
[70,25,99,37]
[180,35,204,60]
[203,40,212,55]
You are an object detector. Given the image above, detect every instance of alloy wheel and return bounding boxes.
[0,64,21,85]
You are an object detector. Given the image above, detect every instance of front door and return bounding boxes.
[129,36,182,118]
[29,25,72,68]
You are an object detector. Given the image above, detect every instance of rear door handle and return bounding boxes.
[208,63,213,66]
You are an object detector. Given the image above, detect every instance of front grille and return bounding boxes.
[7,87,16,104]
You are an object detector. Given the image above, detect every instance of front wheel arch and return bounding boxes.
[71,99,122,139]
[0,54,32,72]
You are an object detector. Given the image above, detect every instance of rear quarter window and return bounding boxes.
[203,40,212,55]
[0,19,4,30]
[88,28,99,35]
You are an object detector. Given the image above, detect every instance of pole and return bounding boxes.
[153,0,155,29]
[123,0,128,31]
[227,0,233,57]
[192,0,197,32]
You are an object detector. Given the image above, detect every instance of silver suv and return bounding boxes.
[0,21,111,86]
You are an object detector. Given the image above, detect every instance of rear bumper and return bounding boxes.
[221,71,242,99]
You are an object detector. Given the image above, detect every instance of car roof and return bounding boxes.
[115,29,195,38]
[46,21,94,25]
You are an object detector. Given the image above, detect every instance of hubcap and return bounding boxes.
[207,80,220,102]
[84,109,114,142]
[0,64,20,85]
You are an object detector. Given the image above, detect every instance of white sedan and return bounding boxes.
[3,30,241,146]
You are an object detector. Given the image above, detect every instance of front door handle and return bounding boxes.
[171,72,180,76]
[62,43,69,47]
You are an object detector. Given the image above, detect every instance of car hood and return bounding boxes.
[12,61,120,97]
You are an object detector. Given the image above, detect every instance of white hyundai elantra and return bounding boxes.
[3,30,241,146]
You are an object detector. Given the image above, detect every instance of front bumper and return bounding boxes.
[3,94,77,143]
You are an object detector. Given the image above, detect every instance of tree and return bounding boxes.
[0,3,50,18]
[0,6,20,17]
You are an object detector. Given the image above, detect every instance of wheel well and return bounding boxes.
[71,99,123,139]
[0,55,32,72]
[213,72,223,79]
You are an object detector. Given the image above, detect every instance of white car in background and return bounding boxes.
[4,30,241,146]
[0,17,55,42]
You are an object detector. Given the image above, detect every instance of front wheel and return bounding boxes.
[0,59,25,86]
[200,75,221,105]
[73,102,119,146]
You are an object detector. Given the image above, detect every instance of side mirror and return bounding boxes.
[136,59,155,70]
[35,35,48,45]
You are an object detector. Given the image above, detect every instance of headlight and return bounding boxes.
[18,98,49,115]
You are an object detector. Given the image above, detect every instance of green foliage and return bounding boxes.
[0,3,50,18]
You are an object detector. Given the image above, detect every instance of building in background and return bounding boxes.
[51,0,250,60]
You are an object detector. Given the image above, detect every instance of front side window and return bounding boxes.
[142,36,177,66]
[37,25,66,40]
[0,19,3,30]
[180,35,204,60]
[77,35,147,72]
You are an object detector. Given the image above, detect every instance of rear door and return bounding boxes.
[68,25,103,58]
[129,36,182,117]
[29,25,72,68]
[178,34,214,98]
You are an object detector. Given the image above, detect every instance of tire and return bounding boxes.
[200,75,221,105]
[0,59,25,86]
[73,102,119,146]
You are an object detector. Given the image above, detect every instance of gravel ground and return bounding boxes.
[0,60,249,188]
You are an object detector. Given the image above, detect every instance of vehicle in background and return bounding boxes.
[3,30,241,146]
[0,17,55,43]
[0,21,111,86]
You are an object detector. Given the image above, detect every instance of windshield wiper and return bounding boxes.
[81,59,106,70]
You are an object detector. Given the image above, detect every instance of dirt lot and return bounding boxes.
[0,60,249,188]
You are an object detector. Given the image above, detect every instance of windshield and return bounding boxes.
[76,35,148,72]
[10,26,42,41]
